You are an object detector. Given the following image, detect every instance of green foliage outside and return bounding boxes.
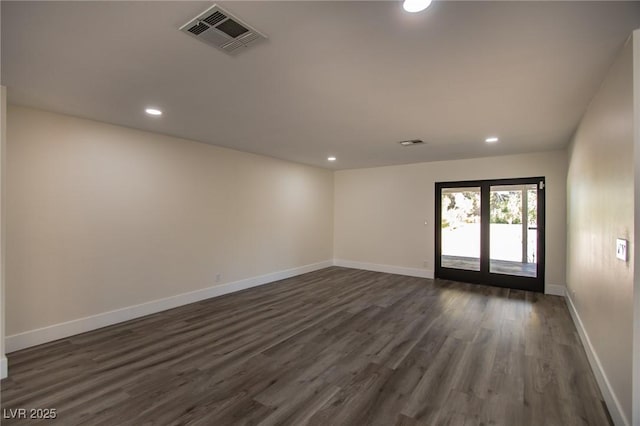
[442,191,479,229]
[442,188,536,228]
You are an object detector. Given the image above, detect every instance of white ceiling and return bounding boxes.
[2,1,640,169]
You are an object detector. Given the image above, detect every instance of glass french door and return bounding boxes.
[435,177,545,292]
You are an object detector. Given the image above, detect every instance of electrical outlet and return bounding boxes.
[423,260,429,267]
[616,238,627,262]
[215,273,222,282]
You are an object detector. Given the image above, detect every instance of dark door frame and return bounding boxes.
[434,177,545,293]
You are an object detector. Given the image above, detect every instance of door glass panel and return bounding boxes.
[441,187,481,271]
[489,184,537,277]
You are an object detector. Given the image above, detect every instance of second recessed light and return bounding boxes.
[403,0,432,13]
[485,137,499,143]
[327,156,337,162]
[145,107,163,116]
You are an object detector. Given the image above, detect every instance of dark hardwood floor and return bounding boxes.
[1,267,610,425]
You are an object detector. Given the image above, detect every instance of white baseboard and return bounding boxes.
[544,283,566,296]
[0,355,7,379]
[6,260,333,353]
[565,291,629,426]
[333,260,564,296]
[333,259,433,279]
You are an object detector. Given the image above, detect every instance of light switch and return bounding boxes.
[616,238,627,261]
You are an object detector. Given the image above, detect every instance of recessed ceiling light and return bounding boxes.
[485,137,499,143]
[403,0,432,13]
[145,108,163,116]
[327,156,337,162]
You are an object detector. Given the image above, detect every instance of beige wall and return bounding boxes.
[6,106,334,336]
[567,39,634,423]
[334,150,567,287]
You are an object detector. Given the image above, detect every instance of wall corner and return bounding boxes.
[632,28,640,426]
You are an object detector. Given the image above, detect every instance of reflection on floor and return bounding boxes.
[442,255,536,277]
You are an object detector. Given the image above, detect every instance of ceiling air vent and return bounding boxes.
[180,5,267,55]
[398,139,425,146]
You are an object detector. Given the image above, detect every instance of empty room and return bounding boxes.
[1,1,640,425]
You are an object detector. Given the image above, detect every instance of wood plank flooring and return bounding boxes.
[0,267,610,425]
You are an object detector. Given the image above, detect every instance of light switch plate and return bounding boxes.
[616,238,627,261]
